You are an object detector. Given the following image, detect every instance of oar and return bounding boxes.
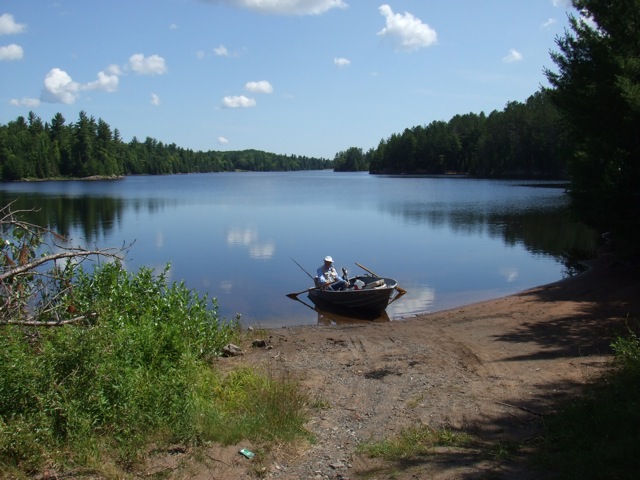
[286,284,327,300]
[355,262,380,277]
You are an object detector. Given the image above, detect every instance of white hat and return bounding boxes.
[324,256,333,263]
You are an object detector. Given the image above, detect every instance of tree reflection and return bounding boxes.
[0,193,124,242]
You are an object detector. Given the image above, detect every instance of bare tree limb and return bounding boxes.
[1,201,129,327]
[2,312,98,327]
[0,249,123,282]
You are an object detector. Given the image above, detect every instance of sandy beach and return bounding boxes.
[146,253,639,479]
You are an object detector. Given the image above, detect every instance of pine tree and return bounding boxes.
[545,0,640,255]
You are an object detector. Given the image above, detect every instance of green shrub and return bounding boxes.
[1,209,310,477]
[0,262,241,473]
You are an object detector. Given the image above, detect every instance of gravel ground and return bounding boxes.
[143,255,639,479]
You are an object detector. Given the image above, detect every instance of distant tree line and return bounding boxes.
[334,0,640,262]
[0,111,331,180]
[333,89,570,178]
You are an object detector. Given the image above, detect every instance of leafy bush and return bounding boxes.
[0,261,240,472]
[1,206,311,477]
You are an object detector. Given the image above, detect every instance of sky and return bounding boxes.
[1,0,575,160]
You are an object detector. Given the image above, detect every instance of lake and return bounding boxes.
[0,171,596,327]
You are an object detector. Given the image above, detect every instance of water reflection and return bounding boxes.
[0,193,125,241]
[0,173,597,327]
[227,227,257,247]
[226,227,276,260]
[390,284,436,315]
[499,267,519,283]
[291,295,392,325]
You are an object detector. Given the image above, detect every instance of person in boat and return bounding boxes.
[316,256,348,291]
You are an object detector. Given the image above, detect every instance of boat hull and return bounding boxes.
[308,276,397,313]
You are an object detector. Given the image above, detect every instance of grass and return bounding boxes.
[0,261,312,478]
[357,424,474,461]
[532,327,640,479]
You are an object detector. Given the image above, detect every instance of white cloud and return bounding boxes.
[222,95,256,108]
[0,43,23,60]
[107,64,122,75]
[334,57,351,67]
[41,68,81,104]
[128,53,168,75]
[217,136,229,144]
[377,4,437,52]
[169,23,178,30]
[9,97,40,107]
[503,48,523,63]
[245,80,273,94]
[85,70,119,92]
[214,44,229,56]
[541,18,557,28]
[200,0,347,15]
[40,66,123,104]
[150,93,161,106]
[552,0,571,7]
[0,13,26,35]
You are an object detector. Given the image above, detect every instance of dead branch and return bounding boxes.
[2,312,98,326]
[0,248,123,282]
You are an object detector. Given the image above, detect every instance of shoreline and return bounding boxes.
[14,175,125,182]
[202,252,639,479]
[279,255,605,332]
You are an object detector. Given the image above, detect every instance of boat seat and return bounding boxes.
[363,279,385,289]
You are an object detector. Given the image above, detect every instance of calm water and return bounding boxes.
[0,172,595,327]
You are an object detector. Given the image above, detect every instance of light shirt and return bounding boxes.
[317,263,339,285]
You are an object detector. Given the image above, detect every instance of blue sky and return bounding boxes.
[1,0,574,159]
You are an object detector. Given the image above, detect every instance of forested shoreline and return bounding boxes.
[0,111,331,181]
[2,85,571,182]
[333,89,570,178]
[2,87,570,181]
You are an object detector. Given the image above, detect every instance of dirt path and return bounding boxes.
[147,255,639,479]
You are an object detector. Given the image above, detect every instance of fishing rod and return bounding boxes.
[290,257,314,280]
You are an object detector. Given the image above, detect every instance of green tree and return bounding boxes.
[72,111,97,177]
[0,112,332,179]
[49,112,71,176]
[95,118,115,175]
[1,116,30,180]
[545,0,640,255]
[334,147,368,171]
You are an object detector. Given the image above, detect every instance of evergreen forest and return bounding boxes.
[0,111,331,180]
[0,88,572,181]
[334,89,569,178]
